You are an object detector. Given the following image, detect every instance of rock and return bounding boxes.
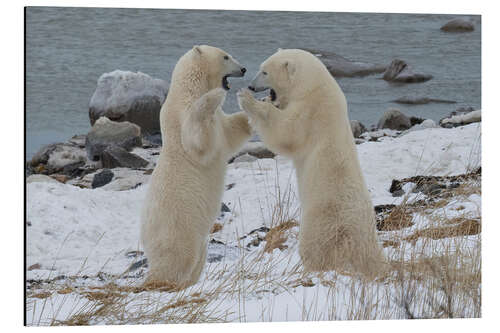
[67,134,86,148]
[354,138,366,145]
[301,48,386,77]
[350,120,367,138]
[100,145,149,169]
[30,143,87,175]
[360,128,401,142]
[221,203,231,213]
[377,109,412,130]
[91,169,114,188]
[409,116,425,126]
[86,117,142,161]
[50,174,69,183]
[392,96,456,105]
[392,189,405,197]
[89,70,168,135]
[440,110,481,128]
[229,141,275,163]
[440,18,474,32]
[383,59,433,83]
[28,263,41,271]
[26,174,60,184]
[233,153,257,163]
[69,168,148,191]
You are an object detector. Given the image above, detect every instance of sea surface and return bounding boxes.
[25,7,481,159]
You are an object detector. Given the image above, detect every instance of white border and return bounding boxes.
[3,0,498,332]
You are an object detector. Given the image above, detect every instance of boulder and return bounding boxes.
[91,169,114,189]
[405,119,438,134]
[229,141,275,163]
[89,70,168,135]
[392,96,456,105]
[383,59,433,83]
[301,48,386,78]
[440,18,474,32]
[350,120,367,138]
[86,117,142,161]
[233,153,258,163]
[440,110,481,128]
[101,145,149,169]
[378,109,412,130]
[30,143,87,175]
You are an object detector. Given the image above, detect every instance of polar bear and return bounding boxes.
[237,49,386,278]
[141,45,252,288]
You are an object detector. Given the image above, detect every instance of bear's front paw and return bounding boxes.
[206,87,227,106]
[237,88,257,114]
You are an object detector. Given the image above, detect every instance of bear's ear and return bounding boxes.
[193,45,202,55]
[284,60,296,78]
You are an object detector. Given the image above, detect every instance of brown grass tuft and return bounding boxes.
[263,220,299,253]
[211,223,223,234]
[378,206,414,231]
[404,218,480,242]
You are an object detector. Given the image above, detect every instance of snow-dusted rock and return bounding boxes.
[377,108,412,130]
[350,120,367,138]
[302,48,386,78]
[89,70,168,135]
[229,141,275,163]
[392,96,456,105]
[233,153,258,163]
[404,119,438,134]
[440,18,474,32]
[30,142,87,175]
[440,110,481,128]
[383,59,433,83]
[86,117,142,161]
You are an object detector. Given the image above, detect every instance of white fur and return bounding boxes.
[238,49,386,278]
[141,45,251,288]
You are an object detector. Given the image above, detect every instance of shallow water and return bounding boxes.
[25,7,481,159]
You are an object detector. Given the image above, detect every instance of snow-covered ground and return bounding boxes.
[26,123,481,325]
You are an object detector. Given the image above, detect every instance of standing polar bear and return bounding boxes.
[141,45,251,288]
[237,49,385,278]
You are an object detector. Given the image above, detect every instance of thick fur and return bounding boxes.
[238,49,386,278]
[141,45,252,288]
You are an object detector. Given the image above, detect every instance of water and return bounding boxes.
[26,7,481,159]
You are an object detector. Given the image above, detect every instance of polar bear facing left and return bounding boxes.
[141,45,251,289]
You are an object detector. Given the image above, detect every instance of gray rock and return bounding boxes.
[350,120,367,138]
[440,18,474,32]
[101,145,149,169]
[67,134,87,148]
[383,59,433,83]
[89,70,168,135]
[86,117,142,161]
[91,169,114,188]
[392,96,456,105]
[230,141,275,163]
[221,202,231,213]
[233,153,258,163]
[377,109,412,130]
[302,48,386,77]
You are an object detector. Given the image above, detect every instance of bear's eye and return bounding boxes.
[262,71,268,75]
[223,55,229,60]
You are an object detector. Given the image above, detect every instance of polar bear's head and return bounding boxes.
[248,49,328,104]
[188,45,246,91]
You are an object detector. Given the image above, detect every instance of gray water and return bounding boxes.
[26,7,481,159]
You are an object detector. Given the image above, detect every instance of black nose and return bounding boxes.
[248,86,255,91]
[241,68,246,74]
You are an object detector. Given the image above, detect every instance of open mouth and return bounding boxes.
[222,75,230,91]
[269,89,277,102]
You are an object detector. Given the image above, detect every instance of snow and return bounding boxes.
[26,123,482,324]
